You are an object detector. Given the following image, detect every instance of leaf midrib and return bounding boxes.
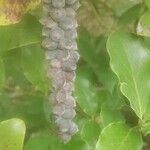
[8,41,40,51]
[121,44,143,118]
[108,39,143,119]
[118,127,133,150]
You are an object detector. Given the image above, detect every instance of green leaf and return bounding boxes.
[1,15,48,92]
[118,4,142,27]
[24,135,60,150]
[78,29,117,93]
[62,135,88,150]
[21,44,48,93]
[144,0,150,9]
[0,58,5,88]
[141,122,150,135]
[0,118,26,150]
[143,37,150,49]
[101,103,125,128]
[3,49,27,85]
[81,121,101,147]
[75,65,102,116]
[137,11,150,37]
[107,32,150,121]
[0,94,49,131]
[107,0,142,17]
[96,122,142,150]
[0,15,41,54]
[24,134,88,150]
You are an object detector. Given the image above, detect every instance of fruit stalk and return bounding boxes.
[40,0,80,143]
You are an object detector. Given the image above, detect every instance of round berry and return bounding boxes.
[59,17,77,30]
[42,38,57,50]
[65,29,77,39]
[50,26,64,42]
[59,39,77,50]
[50,8,66,21]
[45,49,68,60]
[52,0,65,8]
[62,109,76,119]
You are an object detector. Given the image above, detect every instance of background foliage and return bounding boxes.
[0,0,150,149]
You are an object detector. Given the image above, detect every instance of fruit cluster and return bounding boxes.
[40,0,80,143]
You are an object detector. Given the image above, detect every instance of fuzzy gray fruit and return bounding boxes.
[41,0,80,143]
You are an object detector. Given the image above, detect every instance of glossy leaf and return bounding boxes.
[24,134,88,150]
[107,32,150,122]
[21,44,48,93]
[0,0,41,25]
[140,121,150,135]
[75,66,102,116]
[1,15,48,92]
[118,4,142,27]
[137,11,150,37]
[78,29,117,93]
[100,103,125,128]
[0,118,26,150]
[108,0,142,16]
[0,94,49,130]
[61,135,88,150]
[24,135,60,150]
[96,122,142,150]
[3,49,27,85]
[81,121,101,147]
[0,15,41,54]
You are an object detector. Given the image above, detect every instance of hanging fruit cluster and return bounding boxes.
[40,0,80,143]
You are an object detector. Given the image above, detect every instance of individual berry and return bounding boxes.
[53,105,65,116]
[50,8,66,21]
[69,122,78,135]
[59,39,77,50]
[63,81,74,93]
[45,50,68,60]
[71,1,80,11]
[50,26,64,42]
[51,59,62,68]
[40,17,57,28]
[62,51,80,71]
[50,68,66,89]
[52,0,65,8]
[42,38,57,50]
[55,117,71,132]
[64,71,76,81]
[62,109,76,119]
[66,8,76,17]
[56,89,68,103]
[63,96,76,108]
[59,17,77,30]
[65,29,77,39]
